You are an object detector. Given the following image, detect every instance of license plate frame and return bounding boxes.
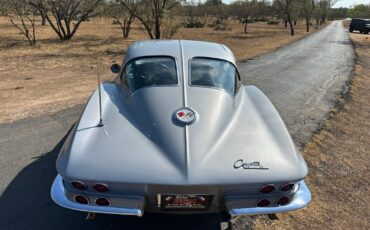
[160,194,213,211]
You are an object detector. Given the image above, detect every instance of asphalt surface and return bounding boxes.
[239,20,354,146]
[0,21,354,230]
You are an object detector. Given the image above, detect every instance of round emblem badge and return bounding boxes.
[174,108,198,125]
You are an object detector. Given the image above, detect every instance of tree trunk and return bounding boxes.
[154,17,161,39]
[287,13,294,36]
[40,10,46,25]
[284,20,288,28]
[243,15,248,34]
[305,18,310,32]
[320,16,326,25]
[123,24,130,39]
[294,20,297,26]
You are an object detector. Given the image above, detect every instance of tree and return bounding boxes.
[28,0,47,25]
[348,4,370,18]
[314,0,338,26]
[204,0,225,20]
[2,0,37,45]
[230,0,254,34]
[329,7,348,20]
[119,0,183,39]
[302,0,316,32]
[29,0,104,40]
[106,1,136,39]
[275,0,296,36]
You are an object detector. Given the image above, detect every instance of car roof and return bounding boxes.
[123,40,236,66]
[352,18,370,21]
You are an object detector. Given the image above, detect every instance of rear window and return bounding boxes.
[122,57,178,93]
[190,58,237,95]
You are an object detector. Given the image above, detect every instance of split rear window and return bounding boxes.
[122,57,178,93]
[190,58,237,95]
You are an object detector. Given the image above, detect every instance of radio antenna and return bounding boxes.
[97,58,104,127]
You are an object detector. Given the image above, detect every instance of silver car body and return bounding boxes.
[51,40,311,216]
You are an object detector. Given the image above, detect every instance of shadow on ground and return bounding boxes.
[0,127,228,230]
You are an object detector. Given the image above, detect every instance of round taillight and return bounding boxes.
[95,197,111,206]
[280,183,295,192]
[277,196,290,206]
[74,195,89,204]
[93,183,109,193]
[71,181,87,190]
[257,199,270,207]
[260,184,275,193]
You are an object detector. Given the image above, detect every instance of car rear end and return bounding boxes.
[350,19,370,34]
[52,174,310,216]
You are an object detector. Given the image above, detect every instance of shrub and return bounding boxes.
[267,20,279,25]
[208,18,231,31]
[183,19,204,28]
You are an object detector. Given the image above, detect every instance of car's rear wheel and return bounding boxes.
[349,27,354,33]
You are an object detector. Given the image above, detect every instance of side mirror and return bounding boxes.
[111,64,121,74]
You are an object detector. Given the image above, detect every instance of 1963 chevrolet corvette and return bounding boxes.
[51,40,311,217]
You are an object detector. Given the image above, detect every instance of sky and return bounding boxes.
[220,0,370,8]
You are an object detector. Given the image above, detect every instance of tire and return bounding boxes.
[349,27,353,33]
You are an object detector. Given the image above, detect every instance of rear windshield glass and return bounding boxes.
[190,58,237,95]
[122,57,178,93]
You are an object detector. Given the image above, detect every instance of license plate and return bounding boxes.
[160,194,213,211]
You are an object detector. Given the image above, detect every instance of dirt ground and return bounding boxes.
[231,23,370,230]
[0,17,317,124]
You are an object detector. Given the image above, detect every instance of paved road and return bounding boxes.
[0,21,354,230]
[239,20,354,146]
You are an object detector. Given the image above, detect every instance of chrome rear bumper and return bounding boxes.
[52,174,310,217]
[51,174,144,216]
[228,180,311,216]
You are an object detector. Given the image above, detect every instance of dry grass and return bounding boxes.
[232,22,370,230]
[0,16,317,124]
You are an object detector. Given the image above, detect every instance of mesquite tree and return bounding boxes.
[275,0,296,36]
[3,0,37,45]
[302,0,316,32]
[28,0,47,25]
[119,0,183,39]
[29,0,104,40]
[106,1,136,39]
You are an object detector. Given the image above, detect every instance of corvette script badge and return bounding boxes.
[233,159,269,170]
[174,108,198,125]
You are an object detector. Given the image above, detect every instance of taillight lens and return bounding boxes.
[95,197,111,206]
[93,183,109,193]
[257,199,270,207]
[71,181,87,190]
[74,195,89,204]
[277,196,290,205]
[260,184,275,193]
[280,183,295,192]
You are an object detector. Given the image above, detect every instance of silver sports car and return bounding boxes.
[51,40,311,217]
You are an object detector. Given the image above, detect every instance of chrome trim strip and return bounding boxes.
[51,175,144,217]
[228,180,311,216]
[179,40,190,179]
